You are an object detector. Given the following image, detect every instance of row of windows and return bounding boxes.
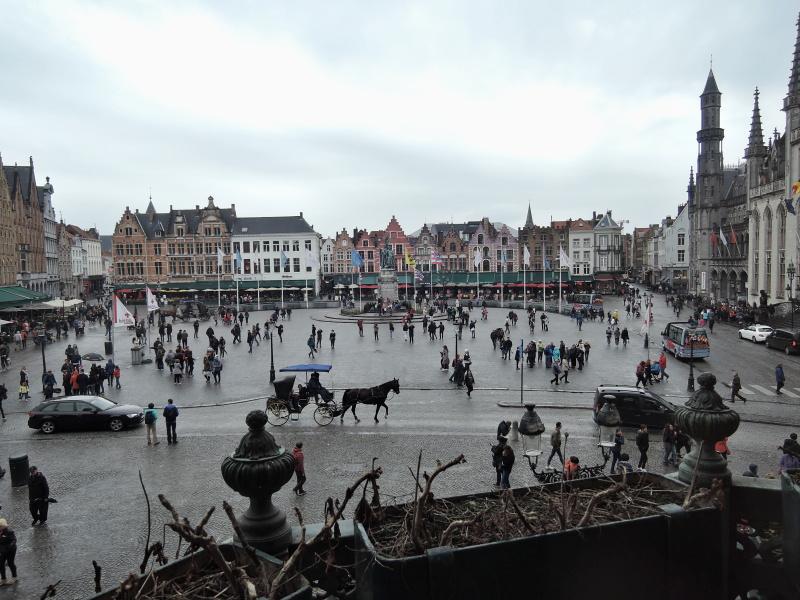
[233,240,313,254]
[234,258,311,275]
[118,225,222,237]
[115,243,233,257]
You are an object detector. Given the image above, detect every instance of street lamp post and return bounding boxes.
[687,337,695,392]
[36,331,47,385]
[787,261,796,331]
[269,327,276,383]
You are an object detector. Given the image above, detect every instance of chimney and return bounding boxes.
[196,205,200,211]
[593,211,596,220]
[300,211,303,218]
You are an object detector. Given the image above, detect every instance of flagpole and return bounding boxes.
[111,294,116,367]
[542,241,546,313]
[430,248,434,304]
[217,259,221,310]
[558,265,562,315]
[523,258,527,311]
[257,276,261,311]
[281,278,284,309]
[500,254,504,309]
[236,277,240,314]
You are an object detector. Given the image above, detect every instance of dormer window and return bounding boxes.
[477,234,484,245]
[176,227,184,237]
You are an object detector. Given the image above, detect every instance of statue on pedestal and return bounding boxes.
[380,242,395,270]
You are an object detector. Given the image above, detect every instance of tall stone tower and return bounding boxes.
[691,69,725,294]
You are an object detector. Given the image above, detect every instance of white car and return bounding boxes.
[738,324,774,343]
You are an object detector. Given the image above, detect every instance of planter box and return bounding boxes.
[355,473,722,600]
[781,469,800,592]
[89,542,310,600]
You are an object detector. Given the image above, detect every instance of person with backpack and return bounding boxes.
[491,436,507,487]
[144,403,159,446]
[163,399,179,444]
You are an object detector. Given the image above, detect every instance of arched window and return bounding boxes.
[752,210,760,291]
[482,259,490,272]
[764,206,772,293]
[778,206,787,295]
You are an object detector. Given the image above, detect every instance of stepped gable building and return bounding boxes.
[331,229,353,275]
[4,157,47,293]
[688,68,749,301]
[468,217,518,272]
[112,195,236,285]
[745,15,800,305]
[0,159,14,286]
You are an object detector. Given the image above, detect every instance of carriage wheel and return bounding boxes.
[313,404,336,426]
[266,399,289,425]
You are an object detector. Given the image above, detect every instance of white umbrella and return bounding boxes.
[348,283,359,289]
[0,319,13,326]
[334,284,345,289]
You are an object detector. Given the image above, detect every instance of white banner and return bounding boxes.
[146,286,159,312]
[113,295,135,326]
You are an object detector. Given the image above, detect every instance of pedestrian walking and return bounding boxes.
[0,519,17,586]
[277,324,284,342]
[0,383,6,420]
[547,422,564,468]
[18,368,29,400]
[113,364,122,389]
[635,361,648,388]
[212,355,223,383]
[193,319,200,338]
[559,360,570,384]
[163,398,179,444]
[492,436,507,487]
[496,420,511,441]
[374,323,379,341]
[610,428,624,473]
[292,442,306,495]
[307,334,316,358]
[28,466,50,526]
[465,366,475,397]
[316,328,322,349]
[145,403,160,445]
[658,351,669,380]
[500,445,515,489]
[247,330,254,353]
[662,423,677,466]
[636,424,649,470]
[776,364,786,395]
[550,362,561,385]
[409,323,415,344]
[730,371,746,403]
[329,330,336,349]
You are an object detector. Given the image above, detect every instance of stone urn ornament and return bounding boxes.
[674,372,740,488]
[221,410,296,554]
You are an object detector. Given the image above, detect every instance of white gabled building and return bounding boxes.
[660,204,690,292]
[231,214,322,295]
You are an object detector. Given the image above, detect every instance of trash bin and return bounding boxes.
[131,346,143,366]
[105,341,113,355]
[9,454,29,487]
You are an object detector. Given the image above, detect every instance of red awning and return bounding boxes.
[359,284,378,289]
[594,274,620,281]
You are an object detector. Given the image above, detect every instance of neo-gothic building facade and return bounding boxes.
[746,16,800,305]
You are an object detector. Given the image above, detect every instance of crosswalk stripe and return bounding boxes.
[738,387,753,395]
[751,384,779,396]
[780,388,800,398]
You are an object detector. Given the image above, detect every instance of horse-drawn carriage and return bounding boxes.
[265,364,339,426]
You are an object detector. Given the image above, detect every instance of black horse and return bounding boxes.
[340,378,400,423]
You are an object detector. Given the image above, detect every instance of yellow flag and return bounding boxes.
[405,250,416,267]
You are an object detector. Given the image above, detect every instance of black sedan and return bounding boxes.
[28,396,144,434]
[592,385,676,429]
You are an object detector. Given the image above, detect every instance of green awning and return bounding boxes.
[0,286,50,310]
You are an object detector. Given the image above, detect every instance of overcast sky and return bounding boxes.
[0,1,795,237]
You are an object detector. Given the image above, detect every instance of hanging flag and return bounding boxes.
[145,286,159,312]
[499,250,507,264]
[431,250,443,265]
[729,224,737,245]
[234,249,243,272]
[305,248,319,269]
[404,250,416,268]
[280,250,289,270]
[719,226,728,248]
[558,245,572,267]
[544,257,551,270]
[351,251,363,268]
[523,245,531,268]
[473,248,481,268]
[414,269,424,282]
[709,228,719,258]
[785,197,797,215]
[792,180,800,198]
[216,245,224,267]
[113,295,135,326]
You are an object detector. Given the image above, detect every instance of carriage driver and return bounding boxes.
[307,372,333,403]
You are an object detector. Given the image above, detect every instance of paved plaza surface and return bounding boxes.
[0,290,797,597]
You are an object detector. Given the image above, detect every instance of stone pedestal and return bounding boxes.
[377,268,399,302]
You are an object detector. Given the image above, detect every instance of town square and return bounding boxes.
[1,2,800,598]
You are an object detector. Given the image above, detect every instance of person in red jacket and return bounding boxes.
[658,351,669,380]
[292,442,306,496]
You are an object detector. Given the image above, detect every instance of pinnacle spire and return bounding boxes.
[525,202,533,228]
[745,87,766,158]
[789,13,800,96]
[702,68,720,95]
[687,167,695,203]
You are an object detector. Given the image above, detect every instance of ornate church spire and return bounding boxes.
[745,88,767,158]
[784,12,800,110]
[687,166,695,203]
[525,202,533,228]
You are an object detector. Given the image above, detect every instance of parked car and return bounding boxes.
[765,329,800,355]
[738,324,774,343]
[28,396,144,434]
[592,385,675,429]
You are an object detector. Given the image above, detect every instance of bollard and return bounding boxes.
[510,420,519,442]
[104,341,113,355]
[9,454,29,487]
